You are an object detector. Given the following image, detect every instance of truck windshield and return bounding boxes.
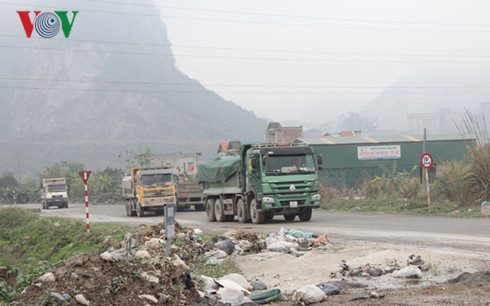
[48,185,66,192]
[141,174,172,188]
[263,154,316,175]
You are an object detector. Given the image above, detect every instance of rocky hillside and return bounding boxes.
[0,1,267,174]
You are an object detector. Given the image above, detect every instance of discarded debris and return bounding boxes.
[316,282,342,295]
[350,291,385,301]
[393,265,423,279]
[292,285,326,305]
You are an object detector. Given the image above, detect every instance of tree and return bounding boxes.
[118,148,152,171]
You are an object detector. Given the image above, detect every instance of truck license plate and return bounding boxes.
[290,201,298,208]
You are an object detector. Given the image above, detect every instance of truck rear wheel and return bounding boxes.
[237,198,247,223]
[284,213,296,221]
[214,199,225,222]
[136,202,144,217]
[299,208,312,221]
[206,198,216,222]
[249,199,264,224]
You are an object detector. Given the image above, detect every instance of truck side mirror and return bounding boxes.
[317,155,323,165]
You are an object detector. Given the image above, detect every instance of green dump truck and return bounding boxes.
[198,143,321,224]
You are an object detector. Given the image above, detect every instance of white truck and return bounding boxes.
[40,178,69,209]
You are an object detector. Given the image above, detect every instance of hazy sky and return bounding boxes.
[160,0,490,126]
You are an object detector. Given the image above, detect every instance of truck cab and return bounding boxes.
[40,178,69,209]
[124,167,176,217]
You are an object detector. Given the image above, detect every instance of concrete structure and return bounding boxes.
[149,152,201,175]
[295,134,472,188]
[407,108,466,134]
[266,122,303,143]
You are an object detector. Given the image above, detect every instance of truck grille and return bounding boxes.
[269,180,314,196]
[144,190,173,196]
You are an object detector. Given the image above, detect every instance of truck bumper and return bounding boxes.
[46,199,68,207]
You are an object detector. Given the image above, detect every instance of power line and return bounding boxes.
[3,1,490,33]
[3,33,490,59]
[86,0,490,29]
[2,85,490,95]
[1,45,490,63]
[2,77,490,89]
[0,1,160,18]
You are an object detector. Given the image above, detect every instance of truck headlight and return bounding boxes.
[312,194,320,200]
[262,196,275,203]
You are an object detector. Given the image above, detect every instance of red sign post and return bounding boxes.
[78,171,92,233]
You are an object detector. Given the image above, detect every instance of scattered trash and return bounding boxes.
[220,273,251,290]
[393,265,423,279]
[249,289,283,304]
[330,261,384,278]
[75,294,90,305]
[251,278,268,290]
[139,294,159,304]
[316,282,342,295]
[350,291,385,301]
[292,285,326,305]
[38,272,55,283]
[215,279,251,296]
[214,239,236,255]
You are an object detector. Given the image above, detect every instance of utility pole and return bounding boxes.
[423,128,431,213]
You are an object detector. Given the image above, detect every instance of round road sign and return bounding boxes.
[421,153,433,169]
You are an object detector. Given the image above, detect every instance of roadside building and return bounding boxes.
[295,134,472,189]
[406,108,466,134]
[217,141,241,156]
[266,122,303,144]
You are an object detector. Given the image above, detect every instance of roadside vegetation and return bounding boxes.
[0,208,129,303]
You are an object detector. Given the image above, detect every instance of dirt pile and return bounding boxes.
[14,221,205,305]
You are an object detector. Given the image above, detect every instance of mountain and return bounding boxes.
[0,1,267,175]
[363,65,490,132]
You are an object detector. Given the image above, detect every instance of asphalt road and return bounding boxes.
[4,203,490,259]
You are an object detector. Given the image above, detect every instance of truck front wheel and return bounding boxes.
[249,199,264,224]
[299,208,312,221]
[136,202,144,217]
[206,198,216,222]
[125,200,131,216]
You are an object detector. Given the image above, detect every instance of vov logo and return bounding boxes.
[17,11,79,38]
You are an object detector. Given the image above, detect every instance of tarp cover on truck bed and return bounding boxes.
[198,156,241,183]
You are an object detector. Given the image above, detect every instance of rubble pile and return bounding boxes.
[15,220,204,305]
[330,254,429,280]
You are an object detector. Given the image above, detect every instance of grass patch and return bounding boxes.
[325,198,481,216]
[0,208,129,266]
[0,208,130,303]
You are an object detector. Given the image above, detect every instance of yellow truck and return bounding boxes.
[122,167,175,217]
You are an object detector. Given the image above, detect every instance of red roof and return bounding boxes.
[219,142,229,152]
